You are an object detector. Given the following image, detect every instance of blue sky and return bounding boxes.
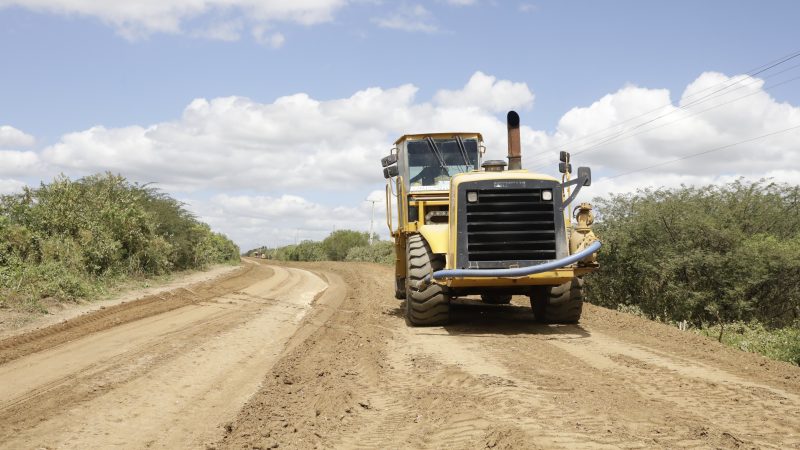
[1,0,799,249]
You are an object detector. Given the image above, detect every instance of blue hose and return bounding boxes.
[421,240,601,286]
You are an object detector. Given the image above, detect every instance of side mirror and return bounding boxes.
[383,165,399,179]
[577,166,591,186]
[381,154,398,167]
[559,162,572,174]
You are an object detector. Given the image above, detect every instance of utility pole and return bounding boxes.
[368,200,378,245]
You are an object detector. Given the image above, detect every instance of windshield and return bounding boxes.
[407,137,479,190]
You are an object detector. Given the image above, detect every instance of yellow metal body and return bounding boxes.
[386,133,596,290]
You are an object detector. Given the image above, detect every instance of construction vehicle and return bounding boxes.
[381,111,600,326]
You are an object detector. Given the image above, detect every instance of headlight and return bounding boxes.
[467,191,478,203]
[542,190,553,201]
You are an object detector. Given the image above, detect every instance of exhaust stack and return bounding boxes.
[506,111,522,170]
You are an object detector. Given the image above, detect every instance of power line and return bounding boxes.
[528,62,800,170]
[524,49,800,168]
[531,73,800,170]
[600,124,800,181]
[537,49,800,156]
[527,70,800,173]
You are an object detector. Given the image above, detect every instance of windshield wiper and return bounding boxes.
[454,136,472,172]
[425,137,448,172]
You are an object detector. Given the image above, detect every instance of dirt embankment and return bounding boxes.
[0,259,798,449]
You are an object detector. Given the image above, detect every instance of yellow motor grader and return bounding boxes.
[381,111,600,326]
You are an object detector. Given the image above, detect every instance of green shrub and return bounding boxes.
[697,321,800,366]
[261,232,388,263]
[322,230,370,261]
[293,240,327,261]
[0,173,240,310]
[587,179,800,328]
[587,178,800,364]
[345,241,394,265]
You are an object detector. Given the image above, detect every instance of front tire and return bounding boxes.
[405,234,450,326]
[530,277,584,324]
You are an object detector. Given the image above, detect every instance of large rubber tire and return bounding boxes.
[480,294,512,305]
[405,234,450,326]
[531,277,584,324]
[394,276,406,300]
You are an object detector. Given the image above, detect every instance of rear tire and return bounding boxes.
[531,277,584,324]
[480,294,512,305]
[405,234,450,326]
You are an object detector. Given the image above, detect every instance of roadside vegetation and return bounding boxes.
[586,179,800,365]
[0,173,240,312]
[247,230,394,265]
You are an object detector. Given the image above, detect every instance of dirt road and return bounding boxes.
[1,260,799,449]
[0,261,327,449]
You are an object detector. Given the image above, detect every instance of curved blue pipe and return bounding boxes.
[423,240,601,284]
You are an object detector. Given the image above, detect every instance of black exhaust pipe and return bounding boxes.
[507,111,521,170]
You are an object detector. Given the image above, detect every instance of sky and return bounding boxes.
[1,0,799,251]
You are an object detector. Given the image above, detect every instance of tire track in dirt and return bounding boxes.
[218,262,800,450]
[0,260,329,449]
[0,262,262,365]
[543,329,800,446]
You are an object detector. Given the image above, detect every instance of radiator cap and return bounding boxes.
[482,160,507,172]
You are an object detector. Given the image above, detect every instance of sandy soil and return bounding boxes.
[0,259,328,449]
[0,263,242,339]
[218,261,800,450]
[1,259,798,449]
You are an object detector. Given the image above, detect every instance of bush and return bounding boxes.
[587,179,800,364]
[587,179,800,329]
[345,241,394,265]
[0,173,240,310]
[322,230,370,261]
[278,241,327,262]
[697,321,800,366]
[259,231,389,263]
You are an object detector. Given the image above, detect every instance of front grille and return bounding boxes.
[465,189,557,263]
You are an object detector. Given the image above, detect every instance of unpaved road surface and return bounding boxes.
[0,261,326,449]
[1,260,799,449]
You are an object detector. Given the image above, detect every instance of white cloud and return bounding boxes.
[0,150,40,176]
[187,193,383,250]
[372,4,439,33]
[41,72,533,191]
[8,71,800,249]
[434,71,535,112]
[0,125,35,148]
[0,0,348,41]
[523,72,800,182]
[0,178,27,195]
[252,26,285,48]
[191,19,244,42]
